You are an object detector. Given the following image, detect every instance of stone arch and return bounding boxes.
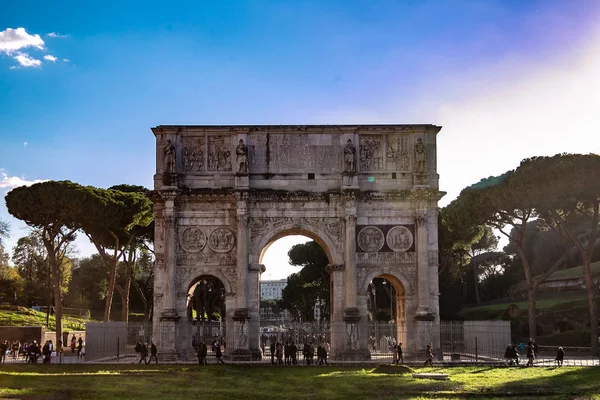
[184,270,234,296]
[250,222,343,266]
[359,268,414,298]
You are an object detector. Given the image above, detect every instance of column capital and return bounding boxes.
[249,263,266,273]
[236,213,248,227]
[326,263,345,273]
[414,214,427,226]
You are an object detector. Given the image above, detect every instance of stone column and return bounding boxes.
[344,213,357,309]
[232,194,251,359]
[427,208,440,323]
[248,263,265,360]
[415,213,432,318]
[235,195,249,310]
[327,264,345,359]
[159,191,180,360]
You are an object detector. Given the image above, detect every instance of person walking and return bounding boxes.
[71,335,77,353]
[28,341,40,364]
[398,342,404,364]
[555,347,565,367]
[133,341,142,364]
[215,343,225,364]
[148,341,158,364]
[391,344,399,364]
[424,343,433,366]
[270,341,275,365]
[0,340,8,364]
[139,342,148,364]
[526,340,535,367]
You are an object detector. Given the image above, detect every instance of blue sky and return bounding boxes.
[1,0,599,279]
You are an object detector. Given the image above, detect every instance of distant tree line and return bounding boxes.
[441,153,600,354]
[2,181,154,346]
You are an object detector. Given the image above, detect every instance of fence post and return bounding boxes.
[117,337,120,361]
[475,337,478,362]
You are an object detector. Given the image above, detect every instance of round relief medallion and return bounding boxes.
[208,227,236,253]
[179,227,207,253]
[386,226,413,252]
[357,226,385,252]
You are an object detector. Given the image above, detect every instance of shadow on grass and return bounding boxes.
[496,366,600,397]
[1,364,598,399]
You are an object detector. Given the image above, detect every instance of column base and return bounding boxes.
[339,349,371,361]
[414,309,435,321]
[230,348,262,361]
[343,307,361,322]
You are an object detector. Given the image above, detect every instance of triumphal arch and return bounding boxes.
[152,124,444,360]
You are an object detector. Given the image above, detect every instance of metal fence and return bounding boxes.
[86,319,514,364]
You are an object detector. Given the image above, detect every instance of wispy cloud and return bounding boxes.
[13,52,41,67]
[2,27,68,69]
[46,32,68,38]
[0,172,47,190]
[62,58,69,62]
[23,142,28,148]
[0,27,44,54]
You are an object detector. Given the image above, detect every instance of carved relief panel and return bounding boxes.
[386,135,410,171]
[178,225,236,265]
[207,136,232,171]
[182,137,206,172]
[359,135,383,171]
[356,225,416,265]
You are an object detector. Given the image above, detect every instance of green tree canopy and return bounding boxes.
[5,180,82,344]
[280,241,330,322]
[76,186,153,322]
[512,153,600,354]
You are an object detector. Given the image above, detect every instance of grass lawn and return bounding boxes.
[0,306,88,331]
[457,296,590,320]
[547,261,600,281]
[1,364,600,400]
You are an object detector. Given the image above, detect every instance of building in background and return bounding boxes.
[260,279,287,300]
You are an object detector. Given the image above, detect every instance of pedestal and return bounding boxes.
[159,310,180,361]
[342,172,358,188]
[341,308,370,361]
[231,308,255,360]
[162,172,178,187]
[235,174,249,189]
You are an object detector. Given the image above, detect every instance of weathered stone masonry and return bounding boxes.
[152,124,444,360]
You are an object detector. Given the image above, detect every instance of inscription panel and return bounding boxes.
[268,133,343,172]
[356,251,416,265]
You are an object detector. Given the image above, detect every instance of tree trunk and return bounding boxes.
[121,273,132,322]
[473,259,481,304]
[133,280,149,320]
[103,261,117,322]
[54,284,62,351]
[49,252,63,352]
[527,288,537,339]
[582,255,599,355]
[516,244,537,339]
